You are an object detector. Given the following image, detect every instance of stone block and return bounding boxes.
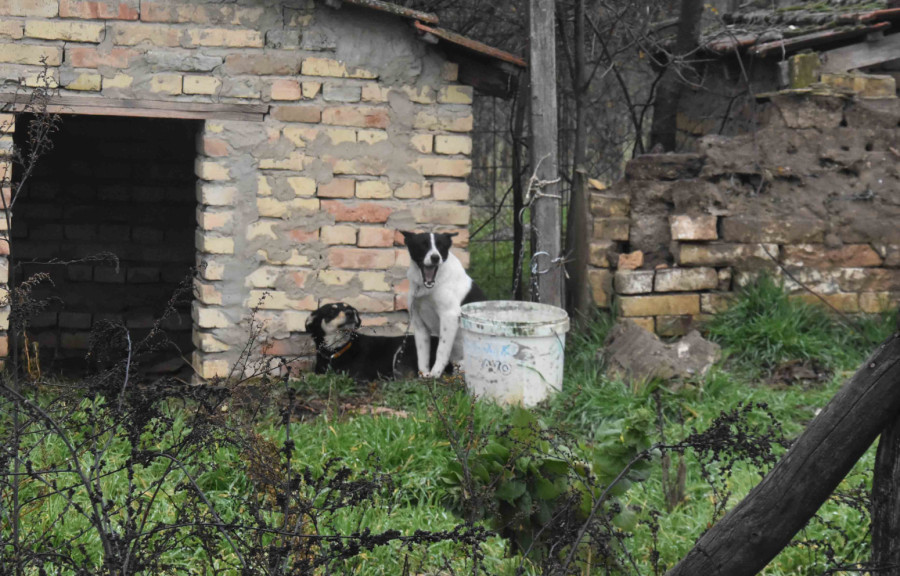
[783,244,882,268]
[588,269,613,307]
[619,294,700,317]
[615,270,654,295]
[821,72,897,99]
[679,243,779,267]
[794,292,859,313]
[625,154,703,181]
[411,202,470,226]
[593,218,629,241]
[654,267,718,292]
[617,251,643,270]
[670,214,717,241]
[590,194,630,217]
[721,215,824,243]
[589,240,616,268]
[655,315,696,337]
[860,292,900,313]
[789,52,820,89]
[701,292,733,314]
[187,27,263,48]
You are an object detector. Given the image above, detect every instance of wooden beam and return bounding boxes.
[666,333,900,576]
[749,22,890,57]
[821,30,900,73]
[0,93,267,122]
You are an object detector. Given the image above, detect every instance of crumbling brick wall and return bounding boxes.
[590,94,900,335]
[0,0,474,377]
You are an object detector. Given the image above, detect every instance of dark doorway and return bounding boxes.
[12,114,199,375]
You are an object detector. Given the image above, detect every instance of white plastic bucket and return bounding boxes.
[460,301,570,407]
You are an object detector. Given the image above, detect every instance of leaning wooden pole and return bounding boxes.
[667,333,900,576]
[528,0,564,308]
[872,415,900,575]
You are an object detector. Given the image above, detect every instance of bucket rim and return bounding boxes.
[460,300,570,336]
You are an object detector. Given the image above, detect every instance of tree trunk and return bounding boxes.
[528,0,564,308]
[872,414,900,575]
[564,0,592,322]
[667,334,900,576]
[648,0,704,151]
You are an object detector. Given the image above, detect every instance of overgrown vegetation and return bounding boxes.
[2,264,893,573]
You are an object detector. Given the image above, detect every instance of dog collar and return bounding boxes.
[330,341,353,360]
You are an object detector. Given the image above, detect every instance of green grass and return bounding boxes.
[4,277,895,574]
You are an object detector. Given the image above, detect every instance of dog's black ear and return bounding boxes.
[305,313,316,332]
[400,230,415,245]
[444,232,458,238]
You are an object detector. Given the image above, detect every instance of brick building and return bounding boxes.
[0,0,524,377]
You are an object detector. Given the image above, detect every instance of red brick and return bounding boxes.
[317,178,355,198]
[289,229,319,243]
[271,79,301,101]
[327,247,394,269]
[292,270,310,288]
[321,200,392,223]
[68,46,136,68]
[60,0,139,19]
[322,106,390,129]
[200,137,229,157]
[357,227,394,247]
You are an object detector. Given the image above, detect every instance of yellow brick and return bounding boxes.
[356,180,391,199]
[432,182,469,201]
[413,157,472,177]
[257,197,319,218]
[197,210,232,231]
[200,259,225,280]
[434,134,472,155]
[259,152,308,171]
[438,85,473,104]
[302,81,321,99]
[324,128,356,145]
[112,23,180,46]
[24,69,57,88]
[410,133,433,153]
[257,174,272,196]
[246,220,277,241]
[103,73,133,89]
[318,269,355,285]
[412,202,470,225]
[246,266,281,288]
[589,269,613,307]
[25,20,105,42]
[195,159,230,181]
[184,75,221,95]
[395,182,428,199]
[196,358,230,379]
[0,43,61,66]
[150,73,182,95]
[194,280,223,305]
[288,176,316,197]
[1,19,25,39]
[248,290,317,311]
[196,231,234,254]
[187,27,263,48]
[399,85,434,104]
[320,225,357,245]
[413,110,473,132]
[258,248,309,266]
[0,0,57,17]
[357,129,387,144]
[65,72,101,91]
[359,271,390,291]
[361,83,389,102]
[195,334,230,353]
[301,56,377,79]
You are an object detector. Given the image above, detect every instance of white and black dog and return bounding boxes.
[401,231,485,377]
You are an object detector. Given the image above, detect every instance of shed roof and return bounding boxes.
[694,0,900,57]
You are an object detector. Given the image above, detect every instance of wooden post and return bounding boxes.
[667,334,900,576]
[528,0,563,308]
[872,416,900,575]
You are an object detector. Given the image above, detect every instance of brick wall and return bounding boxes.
[0,0,474,377]
[13,115,197,370]
[590,94,900,336]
